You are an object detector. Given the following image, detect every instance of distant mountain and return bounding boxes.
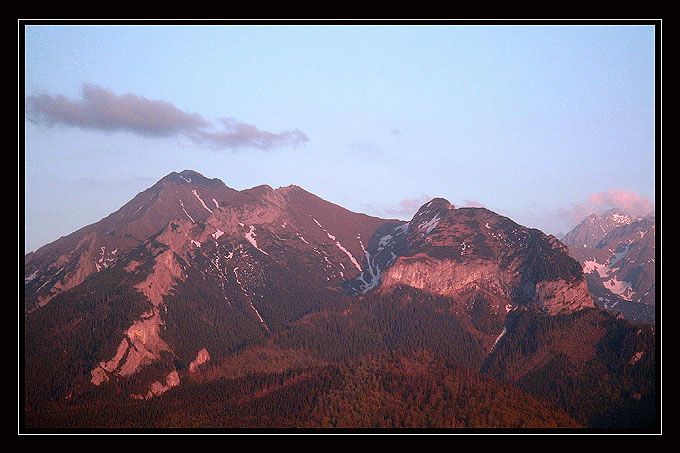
[561,208,633,249]
[23,171,656,430]
[562,211,655,324]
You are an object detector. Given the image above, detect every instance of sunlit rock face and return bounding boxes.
[374,198,593,315]
[527,278,594,314]
[381,256,512,300]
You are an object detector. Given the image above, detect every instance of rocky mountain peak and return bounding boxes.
[162,169,200,183]
[408,198,454,237]
[563,209,656,324]
[159,169,227,187]
[24,170,239,312]
[343,197,594,316]
[602,208,633,226]
[562,209,633,249]
[413,198,454,218]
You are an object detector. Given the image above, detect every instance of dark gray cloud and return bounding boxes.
[25,83,308,150]
[26,83,209,137]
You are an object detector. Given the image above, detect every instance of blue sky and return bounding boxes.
[24,24,656,252]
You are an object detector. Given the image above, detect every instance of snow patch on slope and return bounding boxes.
[490,327,507,352]
[244,225,269,256]
[335,241,362,272]
[312,217,361,271]
[418,214,440,235]
[583,260,609,278]
[178,199,195,223]
[192,189,213,214]
[346,222,408,295]
[355,249,384,292]
[233,266,269,330]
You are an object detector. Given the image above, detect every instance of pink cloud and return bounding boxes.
[559,189,655,225]
[587,189,654,218]
[373,195,486,220]
[378,194,433,219]
[462,198,485,208]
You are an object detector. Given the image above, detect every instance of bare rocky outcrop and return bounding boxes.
[359,198,594,316]
[526,278,594,314]
[89,221,194,394]
[381,256,513,300]
[189,348,211,373]
[132,370,181,400]
[381,255,593,315]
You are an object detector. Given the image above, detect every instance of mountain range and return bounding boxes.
[23,170,657,430]
[562,209,656,324]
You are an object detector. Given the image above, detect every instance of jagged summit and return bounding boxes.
[563,209,656,324]
[408,198,454,236]
[413,198,454,217]
[161,169,224,186]
[561,209,633,249]
[602,207,626,216]
[240,184,275,196]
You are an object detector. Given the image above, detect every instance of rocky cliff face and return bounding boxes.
[358,198,593,316]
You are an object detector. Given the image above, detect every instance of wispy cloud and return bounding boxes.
[373,194,433,219]
[462,198,485,208]
[558,188,655,225]
[369,195,488,220]
[74,175,158,189]
[25,83,309,151]
[192,118,308,150]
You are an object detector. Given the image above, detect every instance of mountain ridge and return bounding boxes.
[23,170,656,429]
[562,209,655,324]
[24,170,239,312]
